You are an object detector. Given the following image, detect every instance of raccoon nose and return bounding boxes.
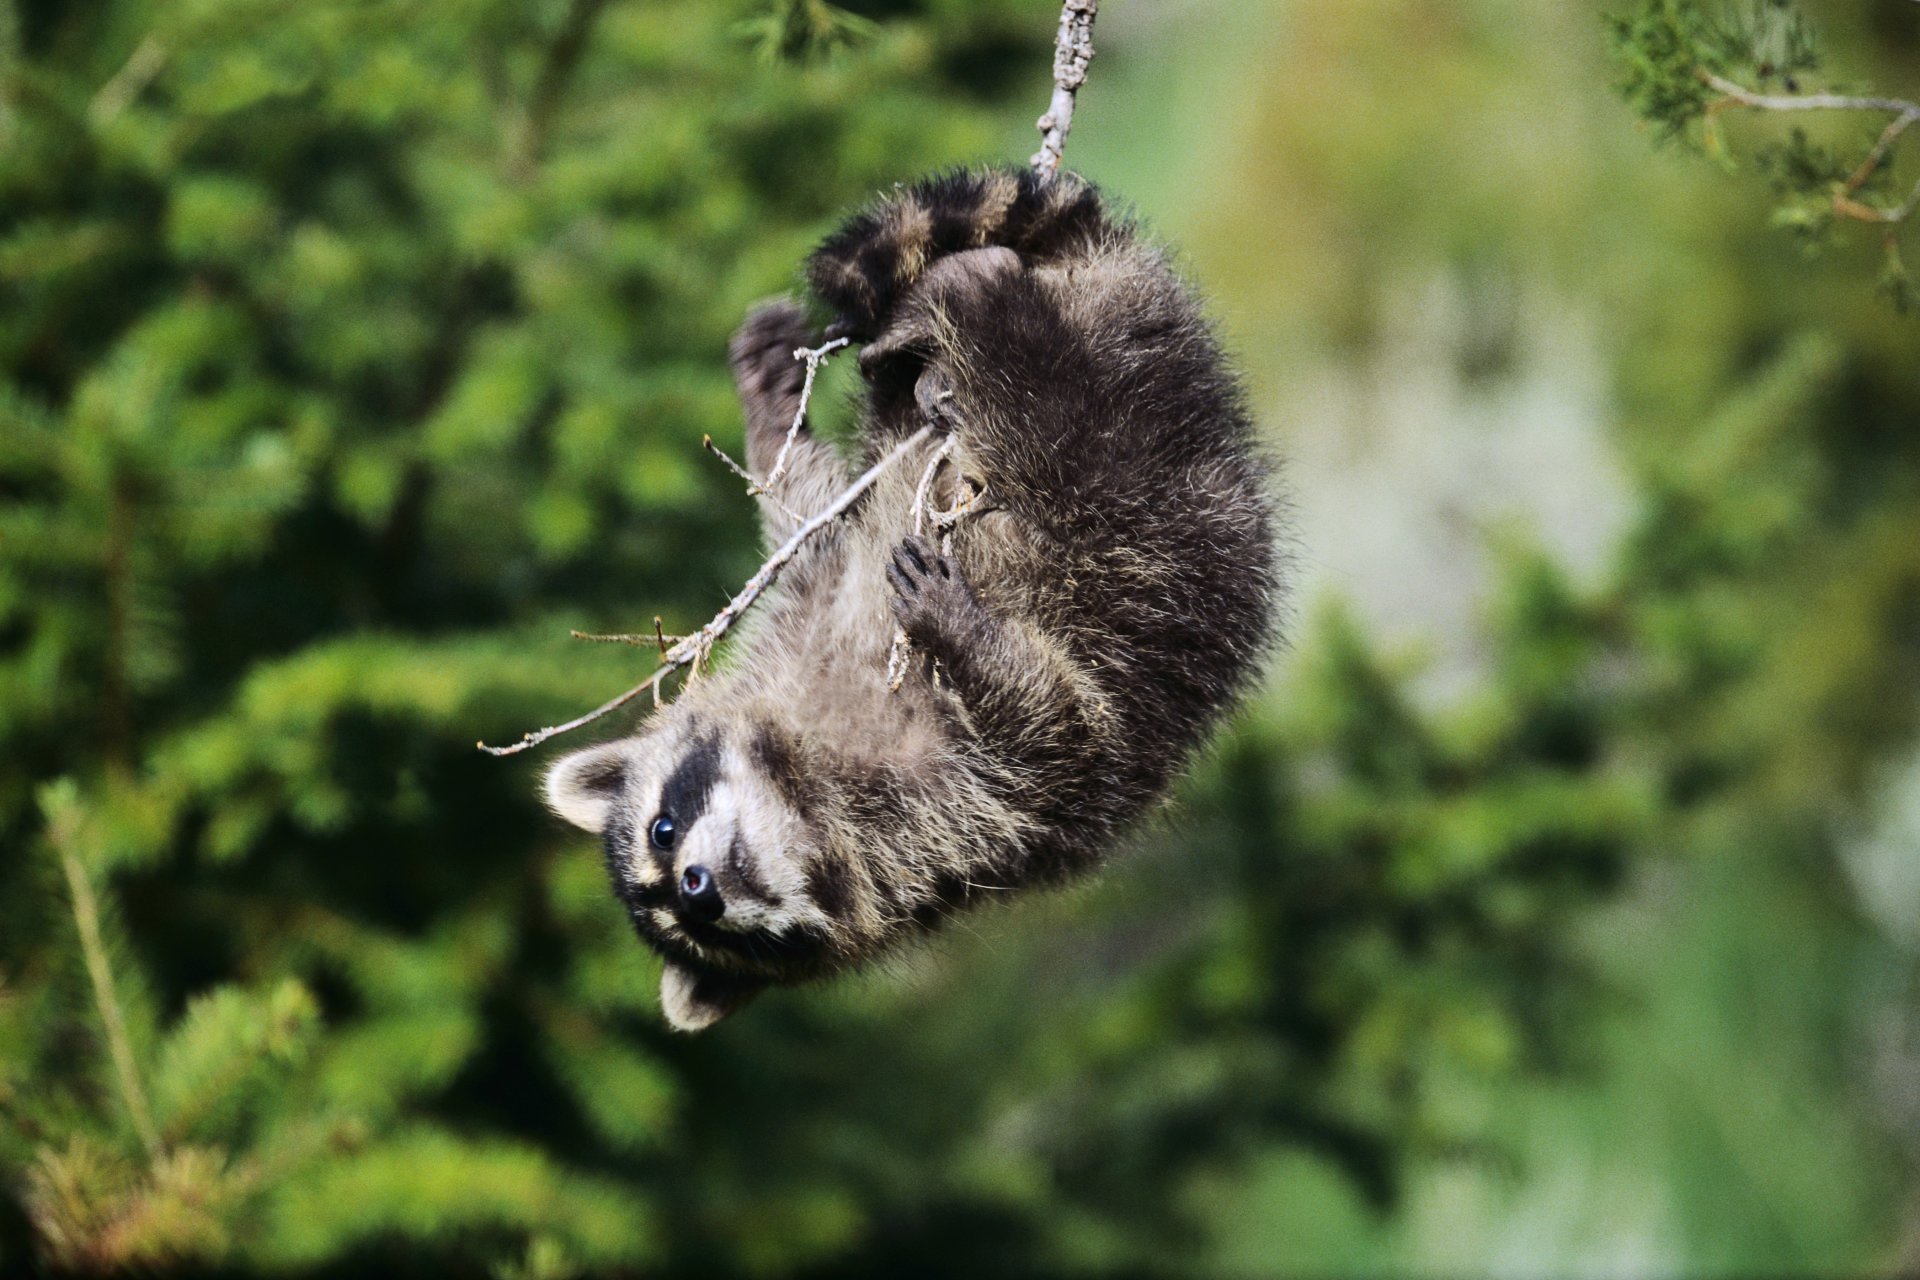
[678,865,723,922]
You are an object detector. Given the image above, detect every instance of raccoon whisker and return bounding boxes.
[479,424,936,755]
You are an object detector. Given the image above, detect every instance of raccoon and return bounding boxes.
[544,167,1280,1031]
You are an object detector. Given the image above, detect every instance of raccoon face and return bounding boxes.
[544,716,836,1031]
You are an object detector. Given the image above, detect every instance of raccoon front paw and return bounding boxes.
[886,535,983,651]
[729,300,814,408]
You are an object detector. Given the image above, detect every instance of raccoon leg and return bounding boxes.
[728,300,852,543]
[887,534,1113,776]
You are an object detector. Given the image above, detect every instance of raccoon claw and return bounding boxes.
[886,535,977,647]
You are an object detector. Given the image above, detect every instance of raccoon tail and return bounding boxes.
[807,166,1107,338]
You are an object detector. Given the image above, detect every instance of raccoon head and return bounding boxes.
[544,714,838,1031]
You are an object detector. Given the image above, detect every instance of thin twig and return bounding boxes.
[761,338,849,491]
[480,425,936,755]
[1701,71,1919,119]
[1031,0,1098,177]
[886,436,956,690]
[931,485,990,530]
[1835,177,1920,224]
[50,808,160,1161]
[704,435,803,523]
[570,628,688,649]
[1846,108,1920,197]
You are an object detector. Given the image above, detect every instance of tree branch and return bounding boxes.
[1702,69,1920,224]
[88,36,167,129]
[48,797,160,1161]
[508,0,611,175]
[1701,71,1919,120]
[1030,0,1098,178]
[486,1,1101,753]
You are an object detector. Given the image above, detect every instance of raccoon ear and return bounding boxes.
[543,740,631,833]
[660,963,763,1033]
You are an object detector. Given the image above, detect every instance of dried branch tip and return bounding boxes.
[1031,0,1098,178]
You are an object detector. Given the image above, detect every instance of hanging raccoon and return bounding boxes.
[544,168,1281,1031]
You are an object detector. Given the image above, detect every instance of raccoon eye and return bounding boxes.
[648,814,677,851]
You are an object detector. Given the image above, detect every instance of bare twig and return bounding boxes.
[762,338,849,491]
[48,803,160,1160]
[570,625,687,652]
[1701,71,1918,119]
[480,425,936,755]
[704,435,803,523]
[1701,70,1920,224]
[1030,0,1098,178]
[931,484,989,531]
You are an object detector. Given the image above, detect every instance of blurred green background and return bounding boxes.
[3,0,1917,1274]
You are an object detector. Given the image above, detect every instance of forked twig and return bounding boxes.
[479,425,936,755]
[1701,70,1920,224]
[704,434,802,523]
[570,620,686,653]
[762,338,849,489]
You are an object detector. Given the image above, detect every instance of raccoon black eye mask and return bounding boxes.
[544,167,1281,1031]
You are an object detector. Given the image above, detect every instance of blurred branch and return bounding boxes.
[101,471,133,771]
[734,0,878,65]
[46,790,160,1161]
[509,0,610,175]
[1031,0,1098,177]
[88,36,166,129]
